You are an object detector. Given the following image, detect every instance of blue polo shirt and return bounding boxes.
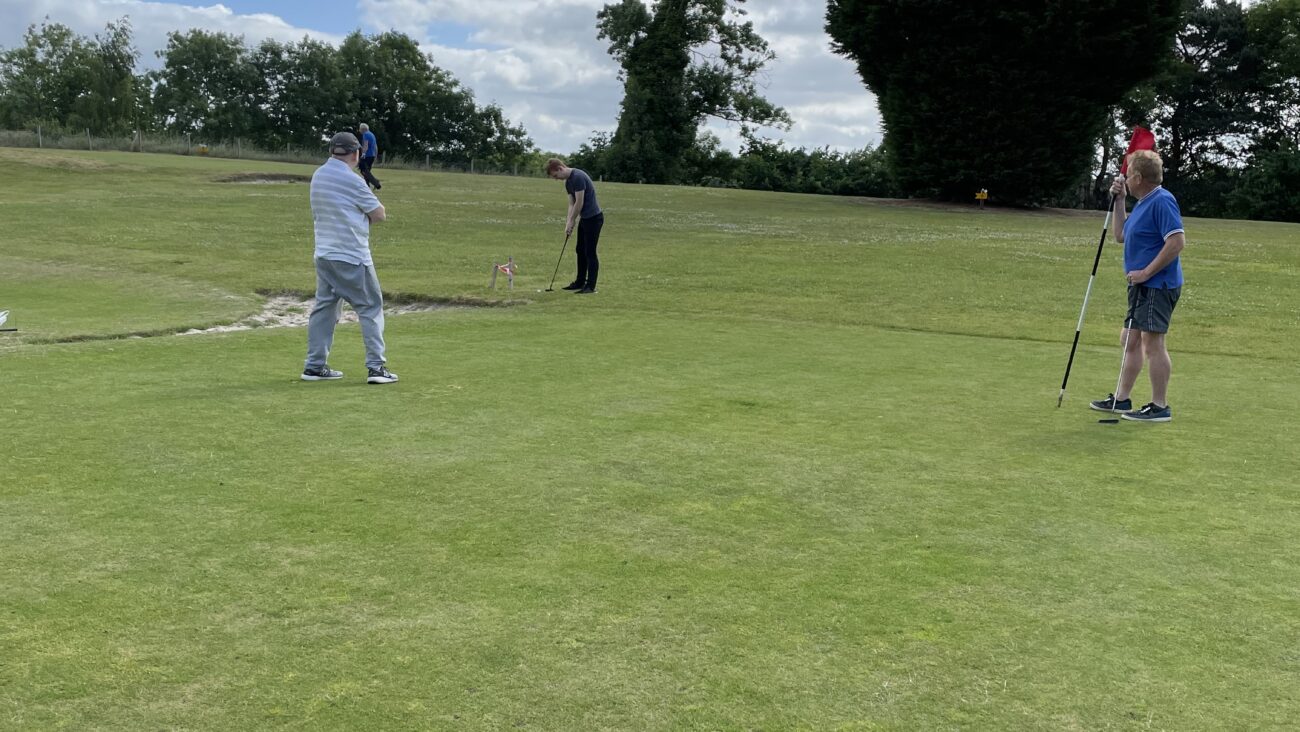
[1123,186,1184,289]
[361,130,378,160]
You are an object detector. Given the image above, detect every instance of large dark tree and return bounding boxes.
[1107,0,1300,218]
[597,0,789,184]
[826,1,1183,203]
[1249,0,1300,147]
[1140,1,1270,186]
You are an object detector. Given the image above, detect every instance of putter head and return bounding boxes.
[1098,418,1120,424]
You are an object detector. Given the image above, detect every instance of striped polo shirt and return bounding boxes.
[310,157,382,266]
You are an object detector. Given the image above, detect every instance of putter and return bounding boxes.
[1099,315,1135,424]
[541,231,572,292]
[1058,193,1118,407]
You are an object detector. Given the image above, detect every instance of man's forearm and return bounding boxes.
[1142,234,1185,277]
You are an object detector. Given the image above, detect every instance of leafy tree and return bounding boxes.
[1139,1,1268,186]
[597,0,789,183]
[82,19,140,135]
[1106,0,1298,217]
[334,31,532,164]
[826,1,1183,203]
[152,30,264,140]
[249,37,351,149]
[1227,140,1300,221]
[0,19,139,134]
[1247,0,1300,147]
[567,131,615,175]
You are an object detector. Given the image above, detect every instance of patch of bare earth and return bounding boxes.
[214,173,311,184]
[178,296,449,336]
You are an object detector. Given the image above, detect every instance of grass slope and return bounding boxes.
[2,150,1299,729]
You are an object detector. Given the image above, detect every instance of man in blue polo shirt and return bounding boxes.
[358,123,381,190]
[1090,149,1185,422]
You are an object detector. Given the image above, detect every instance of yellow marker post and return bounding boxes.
[975,188,989,209]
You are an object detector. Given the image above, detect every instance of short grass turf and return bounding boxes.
[2,149,1299,729]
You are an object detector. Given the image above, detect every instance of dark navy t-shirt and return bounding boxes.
[565,168,602,219]
[1123,186,1184,289]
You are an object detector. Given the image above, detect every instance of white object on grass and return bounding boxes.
[0,310,8,327]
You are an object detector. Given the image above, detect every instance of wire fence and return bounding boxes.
[0,128,545,177]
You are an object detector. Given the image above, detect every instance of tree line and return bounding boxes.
[578,0,1297,221]
[1,1,1296,220]
[0,20,533,167]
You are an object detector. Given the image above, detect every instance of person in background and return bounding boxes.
[358,123,381,190]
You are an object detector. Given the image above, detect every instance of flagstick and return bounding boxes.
[1057,193,1119,407]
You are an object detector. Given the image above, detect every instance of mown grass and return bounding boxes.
[2,149,1299,730]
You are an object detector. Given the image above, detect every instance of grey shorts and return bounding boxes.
[1126,285,1181,333]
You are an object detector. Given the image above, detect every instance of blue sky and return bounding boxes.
[0,0,884,154]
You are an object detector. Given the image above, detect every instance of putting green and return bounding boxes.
[2,150,1298,729]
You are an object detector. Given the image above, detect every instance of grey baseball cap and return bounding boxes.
[329,132,361,155]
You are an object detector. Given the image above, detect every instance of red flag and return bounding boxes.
[1119,126,1157,174]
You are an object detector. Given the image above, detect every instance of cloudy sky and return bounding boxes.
[0,0,883,153]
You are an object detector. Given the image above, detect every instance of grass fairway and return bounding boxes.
[2,149,1299,729]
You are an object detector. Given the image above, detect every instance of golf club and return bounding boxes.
[541,231,572,292]
[1099,315,1136,424]
[1058,194,1118,407]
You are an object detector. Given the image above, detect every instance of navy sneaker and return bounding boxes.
[302,365,343,381]
[1122,402,1172,423]
[576,287,597,294]
[1089,394,1132,412]
[367,366,399,384]
[561,282,583,291]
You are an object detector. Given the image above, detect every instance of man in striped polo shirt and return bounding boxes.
[302,131,398,384]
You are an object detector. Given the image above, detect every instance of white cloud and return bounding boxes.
[0,0,882,153]
[3,0,340,62]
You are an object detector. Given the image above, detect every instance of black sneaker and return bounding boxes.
[302,365,343,381]
[1122,402,1172,423]
[367,366,399,384]
[561,282,583,291]
[1089,394,1131,412]
[576,287,597,294]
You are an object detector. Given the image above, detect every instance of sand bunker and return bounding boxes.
[178,296,448,335]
